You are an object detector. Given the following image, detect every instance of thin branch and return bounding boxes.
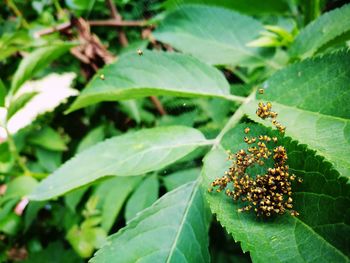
[106,0,128,47]
[88,20,147,27]
[150,96,167,115]
[5,0,29,28]
[34,22,71,37]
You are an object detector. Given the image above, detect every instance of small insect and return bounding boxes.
[258,88,264,94]
[137,48,143,56]
[99,74,105,80]
[244,127,250,134]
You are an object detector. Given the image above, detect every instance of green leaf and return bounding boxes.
[0,79,6,107]
[10,43,74,95]
[94,177,142,232]
[124,174,159,222]
[290,4,350,59]
[153,5,278,68]
[7,92,38,120]
[76,126,105,154]
[243,50,350,179]
[119,100,141,124]
[28,127,67,152]
[1,176,38,205]
[163,168,200,191]
[163,0,289,15]
[29,126,209,200]
[91,180,211,263]
[67,50,230,112]
[35,147,62,173]
[203,124,350,262]
[64,186,89,212]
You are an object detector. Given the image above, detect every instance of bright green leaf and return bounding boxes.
[290,4,350,59]
[29,126,209,200]
[153,5,278,68]
[124,174,159,222]
[91,180,211,263]
[10,43,74,95]
[0,79,6,107]
[243,50,350,179]
[67,50,230,112]
[203,124,350,262]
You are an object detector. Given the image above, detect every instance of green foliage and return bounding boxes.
[154,5,277,68]
[290,4,350,59]
[91,180,211,263]
[29,126,208,200]
[1,1,350,262]
[67,50,230,112]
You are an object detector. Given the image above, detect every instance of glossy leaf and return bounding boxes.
[91,180,211,263]
[10,43,74,95]
[203,124,350,262]
[153,5,277,68]
[290,4,350,59]
[29,126,209,200]
[124,174,159,222]
[67,50,230,112]
[243,50,350,179]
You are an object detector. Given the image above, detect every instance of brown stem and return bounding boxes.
[105,0,128,47]
[150,96,167,115]
[34,22,71,37]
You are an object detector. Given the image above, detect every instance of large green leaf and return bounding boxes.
[10,43,74,95]
[203,124,350,262]
[163,0,289,15]
[153,5,278,68]
[289,4,350,59]
[67,50,230,112]
[91,180,211,263]
[243,50,350,179]
[29,126,209,200]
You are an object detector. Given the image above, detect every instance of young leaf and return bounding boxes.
[7,92,38,120]
[290,4,350,59]
[67,50,230,112]
[10,43,74,95]
[203,124,350,262]
[124,174,159,222]
[91,180,211,263]
[153,5,277,68]
[243,50,350,179]
[29,126,209,201]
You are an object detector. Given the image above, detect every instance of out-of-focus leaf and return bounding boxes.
[94,176,142,232]
[0,176,38,205]
[290,4,350,59]
[64,186,89,213]
[163,0,289,15]
[153,5,278,68]
[0,79,6,107]
[7,92,38,120]
[76,126,105,153]
[163,168,200,191]
[29,126,209,200]
[119,100,141,124]
[67,51,230,112]
[35,147,62,173]
[91,180,211,263]
[124,174,159,222]
[10,43,74,95]
[28,127,67,152]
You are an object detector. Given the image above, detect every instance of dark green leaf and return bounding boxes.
[91,180,211,263]
[76,126,105,154]
[67,50,230,112]
[29,126,209,200]
[28,127,67,152]
[0,79,6,107]
[163,168,200,191]
[203,124,350,262]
